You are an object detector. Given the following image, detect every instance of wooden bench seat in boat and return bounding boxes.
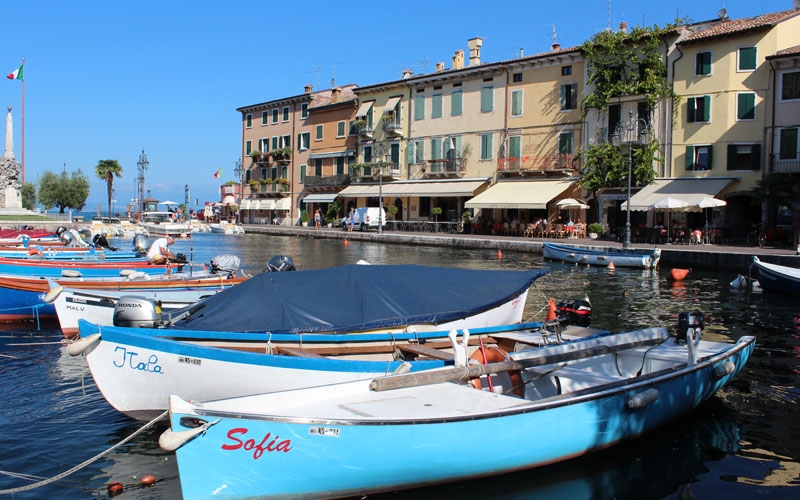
[276,346,325,358]
[396,344,456,361]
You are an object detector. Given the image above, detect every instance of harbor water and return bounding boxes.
[0,232,797,499]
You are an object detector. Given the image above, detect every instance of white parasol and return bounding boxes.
[159,200,179,206]
[555,198,589,209]
[650,198,688,242]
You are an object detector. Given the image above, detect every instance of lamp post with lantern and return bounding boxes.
[233,157,243,225]
[611,110,650,250]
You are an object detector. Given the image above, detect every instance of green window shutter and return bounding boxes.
[481,86,493,112]
[407,143,415,164]
[751,144,761,170]
[431,138,442,160]
[432,94,442,118]
[687,98,696,122]
[509,136,521,158]
[559,132,573,155]
[390,143,400,164]
[707,145,713,169]
[451,90,462,116]
[685,145,694,170]
[418,141,425,162]
[262,112,268,125]
[272,137,278,150]
[780,128,798,159]
[726,144,737,170]
[737,93,755,120]
[454,136,462,158]
[696,52,711,75]
[739,47,757,70]
[246,141,252,155]
[511,90,523,116]
[414,95,425,120]
[300,165,306,183]
[337,122,345,137]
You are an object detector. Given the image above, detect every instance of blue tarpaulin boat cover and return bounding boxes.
[170,264,549,333]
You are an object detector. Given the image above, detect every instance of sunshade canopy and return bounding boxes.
[621,178,736,211]
[465,180,576,209]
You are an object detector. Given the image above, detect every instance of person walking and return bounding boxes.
[314,209,321,229]
[348,208,355,232]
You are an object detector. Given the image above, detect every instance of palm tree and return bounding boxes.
[95,159,123,217]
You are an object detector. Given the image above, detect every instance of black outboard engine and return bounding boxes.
[133,233,149,255]
[92,233,118,251]
[172,253,188,272]
[556,298,592,327]
[676,311,704,344]
[113,296,163,328]
[267,255,296,272]
[55,226,68,237]
[210,255,242,276]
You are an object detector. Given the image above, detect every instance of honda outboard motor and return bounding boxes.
[133,233,149,255]
[55,226,68,237]
[676,311,703,344]
[113,296,163,328]
[210,255,242,276]
[267,255,295,272]
[59,230,74,245]
[556,298,592,327]
[92,233,118,251]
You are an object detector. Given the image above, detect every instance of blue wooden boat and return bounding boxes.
[543,242,661,269]
[0,256,163,278]
[162,318,754,500]
[751,256,800,295]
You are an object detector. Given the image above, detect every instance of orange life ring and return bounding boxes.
[27,248,44,256]
[468,345,525,398]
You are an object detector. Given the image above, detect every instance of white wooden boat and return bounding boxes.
[138,211,192,238]
[751,256,800,295]
[543,242,661,269]
[208,221,245,234]
[162,315,754,500]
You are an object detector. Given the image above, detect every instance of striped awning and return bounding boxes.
[303,193,338,204]
[355,101,373,117]
[307,150,355,160]
[465,180,576,209]
[621,177,737,211]
[274,198,291,210]
[338,178,487,198]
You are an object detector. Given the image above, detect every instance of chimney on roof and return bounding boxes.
[468,37,482,66]
[436,62,445,72]
[551,43,560,51]
[331,87,341,103]
[619,21,628,33]
[402,68,414,79]
[304,84,313,94]
[452,49,465,70]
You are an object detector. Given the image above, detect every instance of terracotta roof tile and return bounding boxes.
[682,9,799,43]
[769,45,800,58]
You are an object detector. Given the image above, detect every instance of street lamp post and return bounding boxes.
[233,158,243,225]
[374,142,389,234]
[136,149,149,216]
[611,110,650,250]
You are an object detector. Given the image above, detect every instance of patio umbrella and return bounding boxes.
[650,197,688,243]
[689,197,727,240]
[555,198,589,225]
[159,200,179,206]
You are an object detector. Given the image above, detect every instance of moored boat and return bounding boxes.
[751,256,800,295]
[162,314,754,500]
[138,211,192,238]
[208,221,245,234]
[543,242,661,269]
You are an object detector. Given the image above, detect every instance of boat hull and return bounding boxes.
[168,334,754,499]
[543,242,661,269]
[751,256,800,295]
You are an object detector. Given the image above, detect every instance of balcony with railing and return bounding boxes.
[769,154,800,174]
[497,154,579,175]
[424,158,466,178]
[355,121,374,138]
[304,173,351,188]
[353,162,400,181]
[381,118,403,136]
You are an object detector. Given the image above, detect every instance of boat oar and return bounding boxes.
[370,337,666,392]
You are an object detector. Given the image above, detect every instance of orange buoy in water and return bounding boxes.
[497,250,503,259]
[343,239,349,246]
[546,298,557,321]
[607,261,616,270]
[140,475,156,487]
[107,482,124,496]
[669,268,690,281]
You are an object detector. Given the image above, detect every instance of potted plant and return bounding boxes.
[587,223,605,239]
[431,207,442,222]
[250,150,261,162]
[462,210,473,234]
[248,180,258,192]
[387,205,398,220]
[300,209,310,227]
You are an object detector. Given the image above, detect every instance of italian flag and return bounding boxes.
[7,64,23,81]
[213,167,222,179]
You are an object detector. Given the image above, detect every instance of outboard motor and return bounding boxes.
[92,233,118,251]
[20,234,30,247]
[172,252,188,272]
[133,233,149,255]
[210,255,242,276]
[556,298,592,327]
[59,230,74,245]
[55,226,68,237]
[113,296,163,328]
[267,255,295,272]
[676,311,704,344]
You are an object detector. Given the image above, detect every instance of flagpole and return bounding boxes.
[20,57,24,183]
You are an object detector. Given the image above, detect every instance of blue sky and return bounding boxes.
[0,0,783,214]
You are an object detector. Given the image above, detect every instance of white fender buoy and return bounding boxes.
[61,269,82,278]
[714,361,736,378]
[43,285,64,304]
[67,333,101,356]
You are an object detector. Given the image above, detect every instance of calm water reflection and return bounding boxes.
[0,232,797,499]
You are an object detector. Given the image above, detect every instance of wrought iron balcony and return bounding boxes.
[304,174,351,187]
[769,154,800,174]
[382,118,403,135]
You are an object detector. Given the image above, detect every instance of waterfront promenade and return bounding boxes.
[241,222,800,272]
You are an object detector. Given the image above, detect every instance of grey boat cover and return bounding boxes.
[169,264,549,333]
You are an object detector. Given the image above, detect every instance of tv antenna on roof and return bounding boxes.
[308,66,323,91]
[330,62,344,87]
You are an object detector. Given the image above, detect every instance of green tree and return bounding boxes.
[38,170,90,213]
[95,159,123,217]
[21,182,36,210]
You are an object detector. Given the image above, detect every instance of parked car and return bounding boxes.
[341,207,386,231]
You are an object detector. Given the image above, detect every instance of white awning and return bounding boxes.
[274,198,291,210]
[257,199,276,211]
[303,193,338,204]
[621,177,737,211]
[355,101,373,117]
[383,96,401,112]
[338,179,487,198]
[465,180,576,209]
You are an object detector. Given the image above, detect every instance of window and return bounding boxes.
[245,114,252,128]
[561,66,572,76]
[738,47,757,71]
[298,132,310,151]
[431,94,443,118]
[480,133,493,160]
[608,104,621,141]
[314,159,322,176]
[363,145,372,163]
[779,128,798,160]
[260,138,270,152]
[336,121,345,138]
[260,167,267,179]
[245,140,252,155]
[431,137,443,161]
[272,109,279,124]
[510,90,523,117]
[480,86,494,112]
[444,136,462,162]
[687,96,711,123]
[261,111,268,126]
[451,89,462,116]
[736,92,755,121]
[300,164,306,183]
[727,144,761,171]
[348,120,357,135]
[513,73,523,82]
[271,166,278,180]
[695,51,712,75]
[282,106,289,122]
[508,135,521,160]
[414,94,425,120]
[300,103,309,119]
[407,140,425,164]
[685,145,713,170]
[780,71,800,101]
[272,137,278,151]
[281,166,287,178]
[315,124,323,141]
[560,83,577,110]
[279,135,291,149]
[559,131,573,155]
[336,157,345,175]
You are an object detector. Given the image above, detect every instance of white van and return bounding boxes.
[341,207,386,231]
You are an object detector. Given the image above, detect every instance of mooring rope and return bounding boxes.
[0,411,169,494]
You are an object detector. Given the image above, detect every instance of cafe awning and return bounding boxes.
[307,150,355,160]
[274,198,291,211]
[383,96,401,112]
[257,199,276,211]
[355,101,373,117]
[338,178,487,198]
[465,180,576,209]
[621,177,737,211]
[303,193,339,204]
